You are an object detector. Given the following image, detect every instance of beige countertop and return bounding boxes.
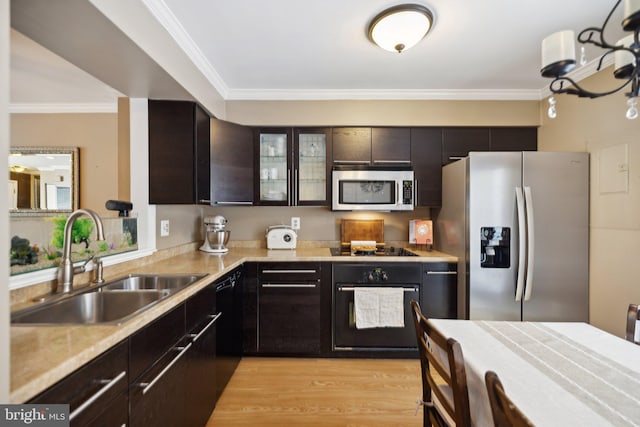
[9,246,457,403]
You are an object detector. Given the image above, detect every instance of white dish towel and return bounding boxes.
[354,287,405,329]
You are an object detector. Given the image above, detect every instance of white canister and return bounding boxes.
[270,167,278,180]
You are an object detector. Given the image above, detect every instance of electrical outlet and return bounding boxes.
[160,220,170,237]
[291,217,301,230]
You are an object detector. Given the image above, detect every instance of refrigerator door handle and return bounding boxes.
[515,187,527,302]
[523,186,535,301]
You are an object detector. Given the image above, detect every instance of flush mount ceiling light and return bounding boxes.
[541,0,640,119]
[368,4,434,53]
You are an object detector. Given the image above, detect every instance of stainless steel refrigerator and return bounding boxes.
[435,151,589,321]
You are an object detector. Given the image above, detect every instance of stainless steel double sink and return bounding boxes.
[11,274,206,326]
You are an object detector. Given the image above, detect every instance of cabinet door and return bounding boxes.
[29,340,129,427]
[255,128,292,205]
[129,304,185,381]
[259,282,321,354]
[195,103,211,204]
[442,127,490,165]
[490,127,537,152]
[257,263,321,354]
[129,339,190,427]
[371,127,411,165]
[332,127,371,164]
[148,100,210,204]
[421,263,457,319]
[294,128,331,206]
[185,312,218,427]
[411,128,443,206]
[211,118,254,205]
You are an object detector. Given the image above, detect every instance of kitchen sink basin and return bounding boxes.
[11,289,171,325]
[99,273,206,292]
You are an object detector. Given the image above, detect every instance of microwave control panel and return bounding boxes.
[402,180,413,204]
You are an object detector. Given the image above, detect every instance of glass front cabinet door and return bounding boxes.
[255,128,291,205]
[255,128,330,206]
[294,128,331,206]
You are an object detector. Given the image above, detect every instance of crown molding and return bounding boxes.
[226,88,543,101]
[142,0,229,99]
[9,103,118,114]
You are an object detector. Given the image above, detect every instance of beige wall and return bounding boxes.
[10,113,119,212]
[226,99,540,127]
[538,68,640,337]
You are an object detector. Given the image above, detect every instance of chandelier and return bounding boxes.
[540,0,640,119]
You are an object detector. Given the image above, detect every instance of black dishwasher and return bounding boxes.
[215,267,243,402]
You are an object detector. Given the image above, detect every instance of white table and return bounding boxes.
[429,320,640,427]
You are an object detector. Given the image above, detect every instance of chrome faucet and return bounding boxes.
[56,209,106,294]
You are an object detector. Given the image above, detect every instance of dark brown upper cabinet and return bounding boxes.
[254,127,331,206]
[332,127,371,164]
[371,127,411,165]
[332,127,411,166]
[490,127,538,152]
[210,118,254,206]
[441,127,491,165]
[148,100,210,204]
[411,127,443,207]
[294,128,332,206]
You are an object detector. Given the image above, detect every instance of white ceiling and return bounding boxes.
[9,0,628,106]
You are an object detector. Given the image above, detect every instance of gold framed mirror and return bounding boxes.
[9,146,79,216]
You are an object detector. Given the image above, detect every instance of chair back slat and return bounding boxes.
[626,304,639,345]
[485,370,534,427]
[411,300,471,427]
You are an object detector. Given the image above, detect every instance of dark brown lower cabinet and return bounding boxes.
[257,262,322,355]
[129,338,190,427]
[28,340,129,427]
[421,263,458,319]
[185,282,219,427]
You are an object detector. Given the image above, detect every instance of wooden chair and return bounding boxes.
[410,300,471,427]
[485,370,534,427]
[626,304,639,345]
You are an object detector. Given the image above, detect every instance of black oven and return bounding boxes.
[332,263,421,351]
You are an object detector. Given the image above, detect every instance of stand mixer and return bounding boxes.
[199,215,230,253]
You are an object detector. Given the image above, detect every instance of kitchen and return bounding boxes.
[3,0,640,424]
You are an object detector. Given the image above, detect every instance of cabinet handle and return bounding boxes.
[333,160,370,164]
[190,313,222,343]
[448,156,466,161]
[198,199,212,204]
[286,169,291,205]
[337,286,418,292]
[372,160,411,164]
[261,269,317,274]
[261,283,317,288]
[294,169,298,206]
[214,201,253,205]
[69,370,126,421]
[138,343,193,395]
[426,271,457,275]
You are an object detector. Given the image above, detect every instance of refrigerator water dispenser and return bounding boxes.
[480,227,510,268]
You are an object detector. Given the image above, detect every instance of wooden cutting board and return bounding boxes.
[340,219,384,248]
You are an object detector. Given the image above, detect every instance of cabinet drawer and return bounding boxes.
[129,304,185,381]
[29,340,128,427]
[186,281,216,332]
[258,262,321,281]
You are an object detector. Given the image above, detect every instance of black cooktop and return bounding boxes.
[330,247,419,257]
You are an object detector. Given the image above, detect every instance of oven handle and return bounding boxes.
[337,286,418,292]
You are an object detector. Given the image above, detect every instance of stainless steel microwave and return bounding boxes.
[332,167,414,211]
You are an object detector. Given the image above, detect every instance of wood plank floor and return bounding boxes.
[207,357,423,426]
